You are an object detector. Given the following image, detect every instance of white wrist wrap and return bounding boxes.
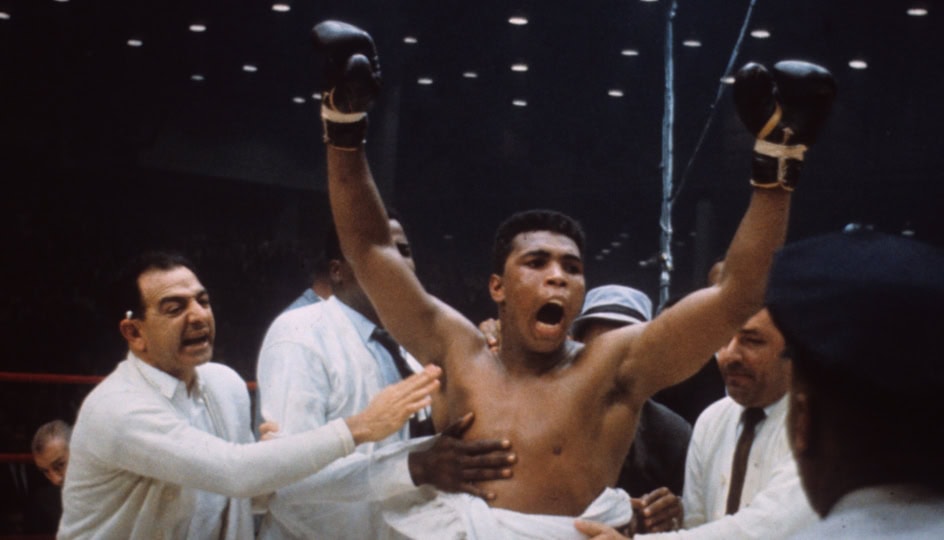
[321,105,366,124]
[753,139,808,161]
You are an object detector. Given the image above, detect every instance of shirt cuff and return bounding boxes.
[326,417,356,455]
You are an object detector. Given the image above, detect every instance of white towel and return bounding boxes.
[383,486,633,539]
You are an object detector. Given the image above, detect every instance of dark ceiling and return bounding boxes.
[1,0,943,377]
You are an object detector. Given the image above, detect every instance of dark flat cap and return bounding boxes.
[765,231,944,395]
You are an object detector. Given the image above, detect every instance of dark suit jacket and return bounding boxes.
[618,399,693,497]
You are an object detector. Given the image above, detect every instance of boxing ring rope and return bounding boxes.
[658,0,758,308]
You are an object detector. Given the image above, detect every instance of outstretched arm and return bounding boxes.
[619,60,836,399]
[315,21,480,365]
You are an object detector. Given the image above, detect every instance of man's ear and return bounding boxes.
[489,274,505,303]
[328,259,344,286]
[119,319,145,352]
[788,389,811,456]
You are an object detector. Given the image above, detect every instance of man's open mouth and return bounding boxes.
[182,334,211,347]
[536,302,565,326]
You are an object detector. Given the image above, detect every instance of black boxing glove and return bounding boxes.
[733,60,836,191]
[311,20,382,149]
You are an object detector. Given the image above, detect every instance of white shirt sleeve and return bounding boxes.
[81,393,355,499]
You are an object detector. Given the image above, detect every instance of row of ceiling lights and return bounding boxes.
[0,3,930,109]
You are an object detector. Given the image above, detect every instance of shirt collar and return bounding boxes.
[128,351,203,400]
[332,296,379,345]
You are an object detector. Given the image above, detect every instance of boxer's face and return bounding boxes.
[125,266,215,382]
[716,309,792,408]
[490,231,585,352]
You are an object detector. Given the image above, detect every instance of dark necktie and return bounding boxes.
[371,328,436,437]
[726,407,766,514]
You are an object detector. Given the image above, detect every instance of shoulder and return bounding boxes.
[263,300,343,343]
[198,362,249,392]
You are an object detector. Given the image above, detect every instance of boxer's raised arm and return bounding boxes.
[620,60,837,399]
[314,21,481,365]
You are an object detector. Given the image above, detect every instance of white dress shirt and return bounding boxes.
[59,353,356,539]
[256,296,426,539]
[638,395,817,539]
[791,484,944,539]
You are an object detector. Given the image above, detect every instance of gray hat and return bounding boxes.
[572,285,653,339]
[766,230,944,396]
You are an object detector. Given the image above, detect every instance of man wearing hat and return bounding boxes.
[571,285,693,534]
[766,230,944,538]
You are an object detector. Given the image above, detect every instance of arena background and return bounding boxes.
[1,0,941,532]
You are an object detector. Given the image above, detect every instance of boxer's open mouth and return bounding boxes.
[536,302,565,325]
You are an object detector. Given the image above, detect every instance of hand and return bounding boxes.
[408,412,516,500]
[478,318,501,354]
[733,60,836,191]
[573,519,631,539]
[632,487,683,533]
[311,20,382,148]
[345,365,441,444]
[258,421,280,441]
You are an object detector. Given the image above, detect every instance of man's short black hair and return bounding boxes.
[113,251,197,320]
[491,209,585,275]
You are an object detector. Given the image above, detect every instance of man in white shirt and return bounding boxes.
[257,221,517,539]
[766,231,944,539]
[631,308,818,539]
[59,251,440,539]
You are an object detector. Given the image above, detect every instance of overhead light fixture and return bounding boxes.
[403,36,418,44]
[508,16,528,26]
[512,99,527,107]
[190,74,205,81]
[242,64,258,72]
[292,96,305,104]
[750,29,770,39]
[682,39,702,48]
[127,39,143,47]
[511,63,528,72]
[0,12,9,20]
[462,71,478,79]
[611,241,622,247]
[720,76,735,84]
[848,59,868,69]
[53,0,69,3]
[621,49,640,57]
[907,8,928,16]
[311,92,322,100]
[608,89,624,98]
[417,77,433,85]
[271,3,290,12]
[189,23,207,33]
[640,0,659,3]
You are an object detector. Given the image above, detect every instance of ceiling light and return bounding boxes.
[403,36,418,44]
[750,29,770,39]
[1,12,12,20]
[53,0,69,3]
[190,74,205,81]
[127,39,143,47]
[509,16,528,26]
[271,3,290,12]
[462,71,478,79]
[242,64,258,72]
[311,92,322,100]
[511,63,528,72]
[608,89,624,98]
[720,76,735,84]
[601,248,611,255]
[189,23,207,33]
[902,228,916,237]
[848,59,868,69]
[512,99,527,107]
[682,39,702,48]
[907,8,928,16]
[417,77,433,85]
[621,49,640,57]
[611,241,622,247]
[292,96,305,104]
[640,0,659,3]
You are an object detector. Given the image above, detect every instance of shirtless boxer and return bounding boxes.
[313,20,835,537]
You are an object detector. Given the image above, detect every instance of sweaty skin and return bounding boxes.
[326,147,790,516]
